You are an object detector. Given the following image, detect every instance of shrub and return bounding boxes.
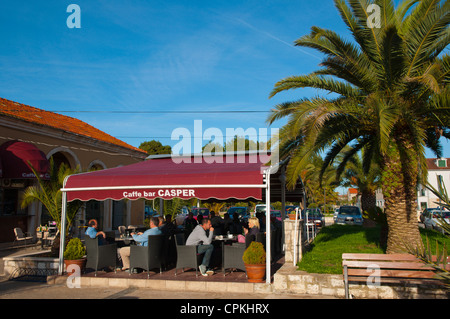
[64,238,86,260]
[242,241,266,264]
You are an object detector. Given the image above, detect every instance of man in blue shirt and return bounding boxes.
[119,217,162,271]
[85,219,107,244]
[131,218,162,246]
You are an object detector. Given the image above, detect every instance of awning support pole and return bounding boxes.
[58,190,67,275]
[265,168,271,284]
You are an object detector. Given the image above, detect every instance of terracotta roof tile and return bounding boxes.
[0,97,146,154]
[426,158,450,170]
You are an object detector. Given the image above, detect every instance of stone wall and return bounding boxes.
[273,264,449,299]
[283,219,304,265]
[3,251,59,278]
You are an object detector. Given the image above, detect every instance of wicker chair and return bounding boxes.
[161,234,176,270]
[174,233,203,277]
[130,235,164,278]
[223,243,246,276]
[84,236,117,276]
[13,228,34,247]
[118,226,126,236]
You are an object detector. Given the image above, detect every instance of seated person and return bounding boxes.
[158,215,177,235]
[183,212,197,237]
[223,213,233,234]
[85,219,107,245]
[243,217,260,248]
[119,217,162,271]
[186,218,215,276]
[209,211,224,236]
[230,213,243,234]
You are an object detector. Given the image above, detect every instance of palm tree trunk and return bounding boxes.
[361,190,376,213]
[382,146,421,254]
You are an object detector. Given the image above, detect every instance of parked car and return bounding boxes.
[333,208,339,222]
[419,208,442,224]
[191,207,210,220]
[255,204,274,215]
[227,207,249,221]
[422,208,450,234]
[335,206,363,226]
[302,208,324,227]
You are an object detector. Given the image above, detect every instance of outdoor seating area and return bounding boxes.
[80,223,284,283]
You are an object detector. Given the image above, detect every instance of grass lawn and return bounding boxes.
[297,224,450,274]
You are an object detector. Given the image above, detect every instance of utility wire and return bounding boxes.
[5,109,270,114]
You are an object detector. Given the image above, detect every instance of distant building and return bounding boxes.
[0,97,147,242]
[370,158,450,214]
[347,188,358,203]
[375,188,385,209]
[417,158,450,211]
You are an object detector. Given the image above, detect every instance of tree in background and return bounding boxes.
[202,136,266,154]
[22,158,83,256]
[139,140,172,155]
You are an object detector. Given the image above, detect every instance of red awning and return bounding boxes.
[64,154,269,202]
[0,140,50,179]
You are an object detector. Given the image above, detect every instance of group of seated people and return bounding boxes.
[182,216,262,276]
[84,213,264,277]
[85,216,175,272]
[183,211,252,236]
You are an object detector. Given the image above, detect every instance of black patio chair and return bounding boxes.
[161,234,176,270]
[84,236,117,276]
[174,233,203,277]
[130,235,164,278]
[223,243,246,276]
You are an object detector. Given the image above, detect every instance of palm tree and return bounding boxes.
[267,0,449,253]
[21,158,82,254]
[301,154,340,207]
[337,149,381,213]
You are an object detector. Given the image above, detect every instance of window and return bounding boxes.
[112,200,126,230]
[0,188,27,216]
[437,159,446,168]
[85,200,104,229]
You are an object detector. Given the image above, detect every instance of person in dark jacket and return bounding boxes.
[243,217,260,248]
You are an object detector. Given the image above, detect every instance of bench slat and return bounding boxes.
[343,253,418,261]
[345,276,444,286]
[342,253,449,263]
[343,260,436,270]
[347,268,438,279]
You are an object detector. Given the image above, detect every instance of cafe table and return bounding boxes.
[115,235,136,246]
[213,234,237,273]
[36,231,49,249]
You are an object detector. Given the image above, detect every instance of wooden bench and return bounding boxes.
[342,253,449,299]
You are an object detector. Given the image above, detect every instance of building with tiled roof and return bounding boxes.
[0,97,145,156]
[0,97,148,242]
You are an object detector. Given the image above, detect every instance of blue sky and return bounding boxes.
[0,0,448,157]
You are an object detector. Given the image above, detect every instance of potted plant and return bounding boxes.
[242,241,266,283]
[63,238,87,275]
